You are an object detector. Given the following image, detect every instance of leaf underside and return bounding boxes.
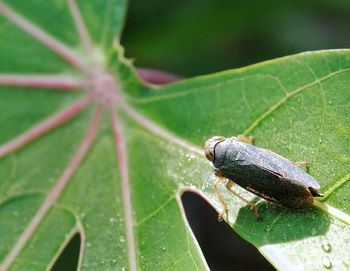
[0,1,350,271]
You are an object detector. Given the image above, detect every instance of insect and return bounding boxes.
[204,135,323,221]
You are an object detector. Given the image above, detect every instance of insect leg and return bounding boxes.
[292,161,310,172]
[225,180,262,220]
[214,177,228,221]
[236,135,255,145]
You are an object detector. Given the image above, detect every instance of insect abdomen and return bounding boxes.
[220,163,314,209]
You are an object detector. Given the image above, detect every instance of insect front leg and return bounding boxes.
[236,135,255,145]
[214,177,228,221]
[225,180,262,221]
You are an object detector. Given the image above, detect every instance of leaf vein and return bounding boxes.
[322,172,350,200]
[0,2,86,71]
[67,0,94,59]
[136,196,175,226]
[110,108,137,271]
[0,74,87,90]
[0,94,93,159]
[242,68,350,135]
[0,105,103,270]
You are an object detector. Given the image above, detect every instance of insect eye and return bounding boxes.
[204,136,225,162]
[205,148,214,161]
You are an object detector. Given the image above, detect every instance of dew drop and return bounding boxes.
[322,256,332,269]
[319,139,323,143]
[201,181,210,190]
[322,242,332,253]
[264,224,271,233]
[185,153,196,161]
[282,233,287,241]
[311,228,317,235]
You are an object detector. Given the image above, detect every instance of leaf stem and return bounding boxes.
[136,68,181,85]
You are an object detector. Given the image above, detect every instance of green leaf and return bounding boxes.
[0,1,206,270]
[0,1,350,271]
[126,50,350,270]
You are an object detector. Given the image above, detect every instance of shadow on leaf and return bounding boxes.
[232,200,331,246]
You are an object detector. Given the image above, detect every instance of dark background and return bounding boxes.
[53,0,350,270]
[122,0,350,77]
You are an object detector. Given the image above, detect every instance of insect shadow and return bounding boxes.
[232,199,331,246]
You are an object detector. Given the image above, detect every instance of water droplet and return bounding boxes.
[87,242,91,247]
[319,139,323,143]
[282,233,287,241]
[322,256,332,269]
[322,242,332,253]
[185,153,196,161]
[162,246,166,251]
[311,228,317,235]
[119,236,125,243]
[264,225,271,233]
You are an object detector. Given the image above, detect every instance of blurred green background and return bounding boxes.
[122,0,350,77]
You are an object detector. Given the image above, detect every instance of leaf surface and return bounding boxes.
[126,50,350,270]
[0,1,350,271]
